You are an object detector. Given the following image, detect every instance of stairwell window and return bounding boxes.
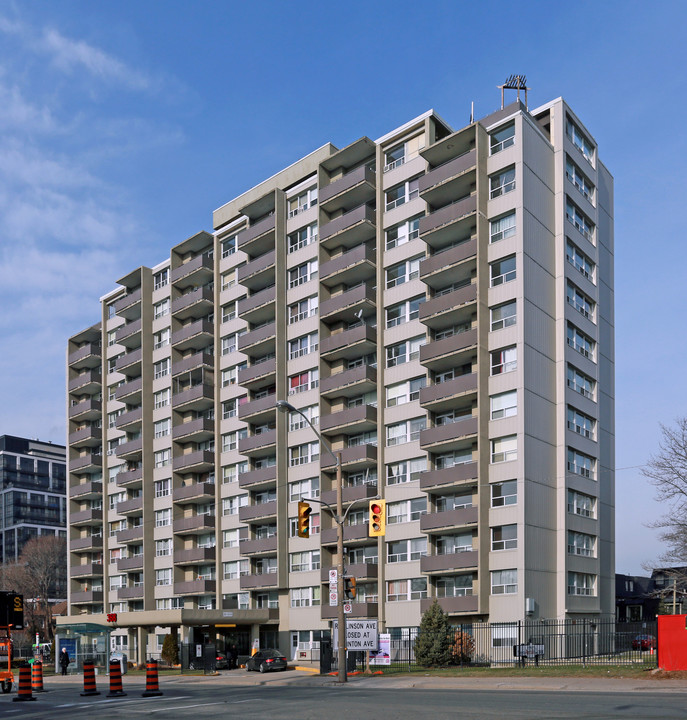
[491,524,517,551]
[567,448,595,479]
[566,156,595,203]
[491,435,517,464]
[567,406,595,439]
[567,364,595,400]
[566,240,595,282]
[568,571,596,596]
[491,569,517,595]
[490,390,517,420]
[568,531,596,557]
[566,282,595,321]
[566,116,595,165]
[567,324,595,360]
[490,123,515,154]
[490,167,515,199]
[490,301,516,331]
[490,212,516,243]
[490,256,516,286]
[566,197,594,242]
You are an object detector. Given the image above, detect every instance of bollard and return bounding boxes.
[13,663,36,702]
[141,659,163,697]
[80,660,100,697]
[107,659,127,697]
[31,660,46,693]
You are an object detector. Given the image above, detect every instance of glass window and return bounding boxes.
[490,212,516,243]
[491,346,517,375]
[490,123,515,154]
[490,256,516,286]
[491,480,517,507]
[490,302,516,331]
[491,524,517,551]
[490,167,515,199]
[490,390,517,420]
[491,435,517,464]
[491,569,517,594]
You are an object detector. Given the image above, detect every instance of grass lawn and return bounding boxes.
[370,664,661,679]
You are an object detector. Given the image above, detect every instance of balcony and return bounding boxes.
[320,324,376,362]
[173,515,216,535]
[114,287,142,319]
[172,417,214,442]
[239,536,277,556]
[115,318,142,348]
[320,283,375,323]
[421,595,478,615]
[115,437,143,461]
[171,319,213,351]
[117,586,144,600]
[320,205,376,250]
[174,579,216,596]
[116,467,143,489]
[69,398,102,421]
[236,395,275,427]
[115,348,142,376]
[70,563,103,578]
[172,351,214,377]
[239,465,277,490]
[171,254,213,289]
[420,238,477,289]
[68,343,101,370]
[69,480,102,500]
[420,195,477,249]
[320,404,376,436]
[114,407,142,432]
[238,322,276,356]
[172,383,214,412]
[420,506,478,533]
[70,535,103,552]
[114,377,143,404]
[419,284,477,330]
[321,602,377,619]
[173,481,216,503]
[68,426,101,448]
[320,483,378,508]
[321,523,370,546]
[116,527,144,544]
[420,462,478,491]
[238,359,276,389]
[240,573,279,590]
[70,508,103,526]
[116,496,143,516]
[239,500,277,523]
[174,547,216,565]
[238,214,276,256]
[68,369,102,394]
[117,556,144,571]
[320,164,376,213]
[239,285,276,325]
[321,365,377,399]
[171,286,214,320]
[173,451,215,475]
[71,590,104,605]
[321,444,377,472]
[420,416,478,451]
[237,249,276,292]
[419,373,477,412]
[320,243,376,287]
[419,329,477,370]
[238,429,276,457]
[421,550,478,574]
[320,563,378,583]
[419,148,476,207]
[70,453,102,475]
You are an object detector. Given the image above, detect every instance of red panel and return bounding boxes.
[658,614,687,670]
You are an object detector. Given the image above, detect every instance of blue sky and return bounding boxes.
[0,0,685,575]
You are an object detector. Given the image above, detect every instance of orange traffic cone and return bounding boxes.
[13,663,36,702]
[31,660,45,693]
[80,659,100,696]
[107,659,127,697]
[141,659,163,697]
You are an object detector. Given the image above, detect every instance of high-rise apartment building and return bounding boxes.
[64,96,614,662]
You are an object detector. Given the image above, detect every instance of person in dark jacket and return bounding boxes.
[60,647,70,675]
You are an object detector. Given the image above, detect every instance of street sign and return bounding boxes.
[329,569,338,583]
[329,591,338,606]
[333,620,378,650]
[343,603,352,614]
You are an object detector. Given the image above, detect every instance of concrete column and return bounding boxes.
[137,626,148,665]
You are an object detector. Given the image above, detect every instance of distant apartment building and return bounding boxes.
[64,95,614,662]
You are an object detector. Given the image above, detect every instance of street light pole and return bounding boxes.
[276,400,347,683]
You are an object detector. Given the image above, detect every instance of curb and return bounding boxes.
[293,666,320,674]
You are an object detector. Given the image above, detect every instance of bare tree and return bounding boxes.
[642,418,687,564]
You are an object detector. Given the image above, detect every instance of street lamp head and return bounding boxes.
[276,400,296,413]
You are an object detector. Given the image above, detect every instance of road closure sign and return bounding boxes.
[333,619,378,650]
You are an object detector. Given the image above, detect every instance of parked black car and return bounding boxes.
[245,649,288,673]
[215,652,229,670]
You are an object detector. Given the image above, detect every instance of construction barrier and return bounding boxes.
[31,661,45,693]
[80,660,100,697]
[141,659,163,697]
[12,663,36,702]
[107,659,127,697]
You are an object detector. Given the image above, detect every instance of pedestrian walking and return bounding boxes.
[59,647,70,676]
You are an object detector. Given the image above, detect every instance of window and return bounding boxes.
[385,177,420,211]
[437,575,473,598]
[490,256,516,286]
[436,532,472,554]
[154,419,170,438]
[567,324,594,360]
[289,296,318,324]
[221,269,236,291]
[386,578,427,601]
[223,529,239,548]
[383,132,425,171]
[387,538,426,563]
[490,167,515,198]
[386,377,426,407]
[222,494,248,515]
[221,234,237,258]
[567,489,596,518]
[290,587,320,608]
[221,362,246,387]
[568,447,595,479]
[566,240,595,281]
[223,559,249,579]
[491,435,517,464]
[154,269,168,290]
[198,533,215,548]
[155,539,172,556]
[434,448,473,469]
[568,571,596,596]
[567,406,595,439]
[154,388,170,408]
[155,509,171,527]
[388,498,427,524]
[288,369,318,394]
[490,212,516,243]
[491,346,517,375]
[348,430,377,448]
[386,336,425,367]
[386,215,422,249]
[491,480,517,507]
[288,405,318,431]
[221,429,247,452]
[386,296,424,328]
[108,491,126,510]
[288,186,318,218]
[491,569,517,595]
[154,449,170,468]
[567,364,595,399]
[289,442,319,466]
[566,116,595,164]
[289,260,318,288]
[221,302,236,323]
[566,197,594,242]
[108,357,118,374]
[288,223,318,253]
[289,332,318,359]
[290,550,320,572]
[490,301,516,331]
[490,390,517,420]
[153,298,170,320]
[386,256,422,288]
[289,477,319,502]
[107,329,117,346]
[566,282,594,320]
[155,568,172,586]
[222,331,245,355]
[568,531,596,557]
[153,328,170,349]
[565,156,594,202]
[153,359,170,379]
[492,524,517,551]
[386,457,426,485]
[107,409,123,428]
[154,479,171,498]
[490,123,515,154]
[109,574,125,591]
[289,514,320,537]
[386,417,426,446]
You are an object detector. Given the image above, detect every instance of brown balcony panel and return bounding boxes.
[238,214,276,252]
[237,360,276,390]
[320,165,376,211]
[320,324,376,361]
[114,377,143,402]
[421,550,478,574]
[239,536,278,556]
[320,523,370,546]
[321,602,377,619]
[171,319,214,351]
[320,283,375,322]
[320,404,377,435]
[171,286,214,319]
[419,284,477,326]
[172,352,214,377]
[421,595,478,614]
[239,465,277,489]
[70,563,103,578]
[69,480,103,500]
[420,195,477,248]
[321,364,377,398]
[115,437,143,459]
[239,500,277,523]
[116,407,143,430]
[173,481,216,503]
[419,329,477,367]
[69,399,102,421]
[71,590,104,605]
[238,322,276,354]
[117,556,144,571]
[68,369,102,393]
[239,285,276,324]
[173,515,216,535]
[115,318,142,346]
[70,535,103,551]
[116,527,144,544]
[173,450,215,475]
[321,444,377,471]
[118,586,144,599]
[117,468,143,488]
[174,547,216,565]
[237,249,276,288]
[116,497,143,515]
[320,563,378,583]
[320,205,377,250]
[420,506,478,533]
[69,426,101,447]
[174,579,216,595]
[172,383,214,410]
[114,288,142,316]
[70,508,103,525]
[172,417,214,441]
[239,573,279,590]
[420,239,477,284]
[420,416,478,449]
[69,343,101,369]
[419,373,478,408]
[70,453,102,473]
[238,429,277,455]
[171,254,213,288]
[320,483,378,508]
[237,392,277,422]
[419,149,476,205]
[420,462,478,490]
[320,243,376,287]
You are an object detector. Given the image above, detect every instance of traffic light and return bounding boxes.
[344,577,357,600]
[297,501,312,538]
[369,499,386,537]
